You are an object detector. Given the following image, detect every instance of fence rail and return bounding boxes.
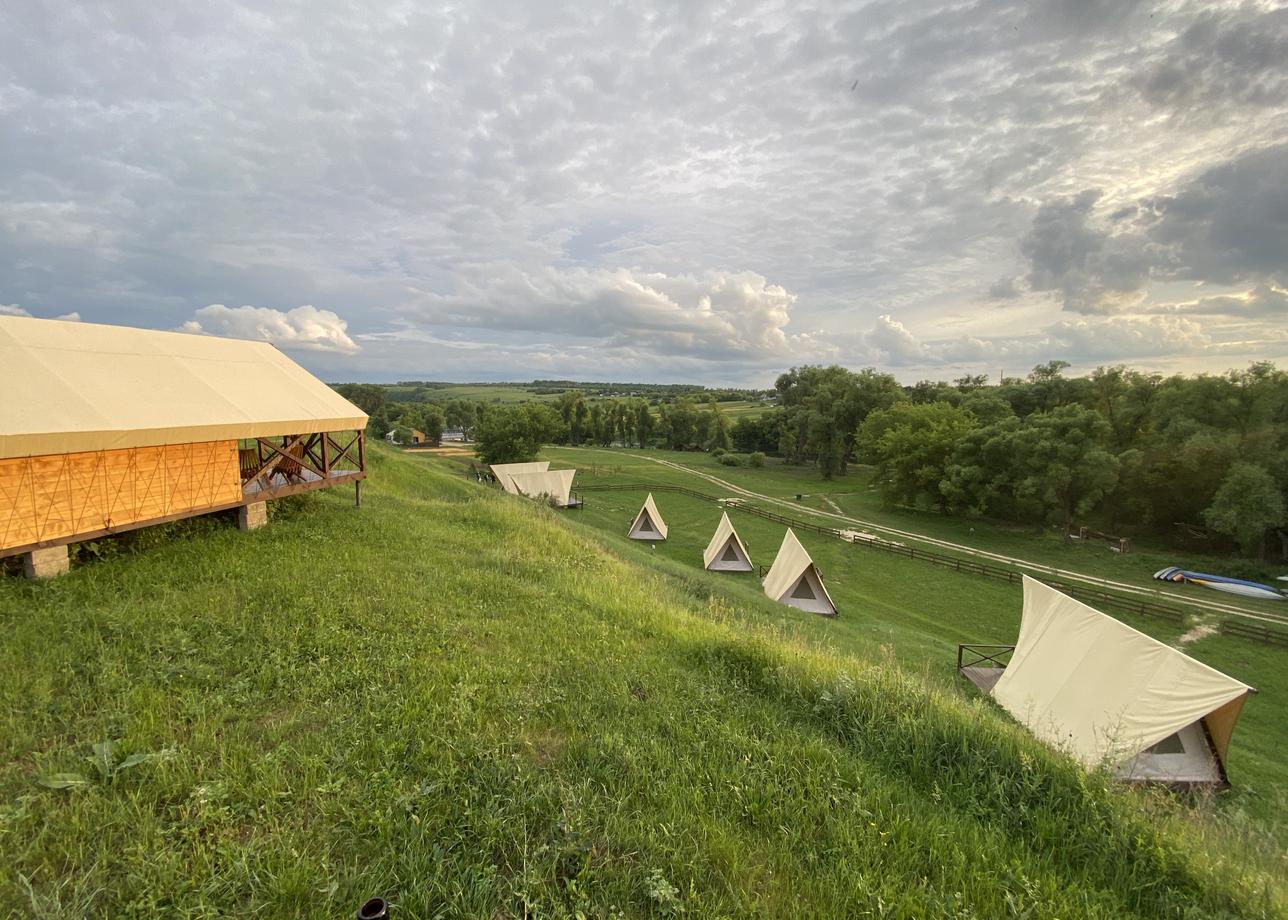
[1218,620,1288,647]
[577,482,1191,625]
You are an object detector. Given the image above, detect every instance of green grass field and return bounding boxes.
[549,446,1288,605]
[1,445,1284,917]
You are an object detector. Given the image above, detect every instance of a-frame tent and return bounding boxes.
[703,511,753,572]
[506,468,576,507]
[490,461,550,494]
[627,493,668,541]
[991,577,1254,785]
[762,529,837,616]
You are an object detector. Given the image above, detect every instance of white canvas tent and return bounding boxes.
[489,461,550,494]
[506,468,576,507]
[703,512,753,572]
[627,493,668,541]
[991,577,1253,785]
[762,529,837,616]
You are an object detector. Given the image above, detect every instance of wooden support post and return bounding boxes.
[355,480,363,508]
[238,501,268,531]
[23,545,69,579]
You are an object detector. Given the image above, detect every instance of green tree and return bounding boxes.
[634,399,655,448]
[1010,406,1119,532]
[1203,463,1286,559]
[474,404,566,464]
[333,383,386,415]
[857,402,977,511]
[706,400,732,452]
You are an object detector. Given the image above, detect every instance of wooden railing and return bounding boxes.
[957,644,1016,671]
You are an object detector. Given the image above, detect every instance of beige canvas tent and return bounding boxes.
[506,468,577,507]
[986,577,1253,785]
[490,461,550,494]
[0,315,368,577]
[762,529,837,616]
[703,511,753,572]
[627,493,668,541]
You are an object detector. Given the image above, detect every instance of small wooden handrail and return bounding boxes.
[957,643,1016,671]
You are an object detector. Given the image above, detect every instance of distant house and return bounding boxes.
[441,427,468,442]
[384,427,427,445]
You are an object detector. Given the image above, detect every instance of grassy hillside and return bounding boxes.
[0,446,1283,918]
[554,478,1287,834]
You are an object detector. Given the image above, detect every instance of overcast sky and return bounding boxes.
[2,1,1285,385]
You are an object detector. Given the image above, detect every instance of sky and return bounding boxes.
[1,0,1285,386]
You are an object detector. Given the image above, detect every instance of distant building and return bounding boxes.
[385,427,427,445]
[441,427,468,442]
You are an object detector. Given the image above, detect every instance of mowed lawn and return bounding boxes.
[549,445,1288,613]
[0,445,1283,917]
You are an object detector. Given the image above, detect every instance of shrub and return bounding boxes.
[748,451,765,468]
[719,453,744,467]
[710,447,726,458]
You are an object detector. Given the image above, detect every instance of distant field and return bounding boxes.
[384,383,562,404]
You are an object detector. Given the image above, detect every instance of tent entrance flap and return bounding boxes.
[721,544,740,563]
[790,576,817,600]
[1115,720,1223,784]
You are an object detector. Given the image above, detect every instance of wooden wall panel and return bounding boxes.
[0,440,242,551]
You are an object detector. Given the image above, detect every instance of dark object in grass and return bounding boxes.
[357,896,388,919]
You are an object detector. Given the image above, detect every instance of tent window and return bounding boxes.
[790,575,817,600]
[638,513,656,533]
[721,543,741,562]
[1146,732,1186,755]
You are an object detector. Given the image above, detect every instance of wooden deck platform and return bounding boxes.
[960,666,1005,693]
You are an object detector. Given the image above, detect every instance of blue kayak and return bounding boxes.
[1153,566,1286,602]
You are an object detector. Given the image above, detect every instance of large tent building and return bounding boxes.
[490,461,550,493]
[965,577,1254,785]
[762,529,837,616]
[627,493,668,541]
[702,511,753,572]
[505,468,580,508]
[0,316,369,578]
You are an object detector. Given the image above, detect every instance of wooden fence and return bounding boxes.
[577,482,1193,626]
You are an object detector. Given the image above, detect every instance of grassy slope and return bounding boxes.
[549,473,1288,839]
[0,446,1282,918]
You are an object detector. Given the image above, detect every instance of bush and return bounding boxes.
[719,454,744,467]
[710,447,726,458]
[748,451,765,468]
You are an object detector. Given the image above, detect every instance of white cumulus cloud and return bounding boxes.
[182,304,359,354]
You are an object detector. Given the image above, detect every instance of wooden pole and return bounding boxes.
[355,480,362,507]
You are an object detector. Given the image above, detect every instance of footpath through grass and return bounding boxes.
[1,445,1284,917]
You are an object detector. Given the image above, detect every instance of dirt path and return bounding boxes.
[590,449,1288,628]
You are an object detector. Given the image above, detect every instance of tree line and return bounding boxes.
[336,360,1287,560]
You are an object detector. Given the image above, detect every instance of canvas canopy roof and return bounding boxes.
[506,468,576,506]
[0,315,367,460]
[992,577,1252,776]
[762,529,836,616]
[490,461,550,494]
[627,493,668,540]
[703,511,753,571]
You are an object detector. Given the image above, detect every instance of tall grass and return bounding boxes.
[0,445,1282,917]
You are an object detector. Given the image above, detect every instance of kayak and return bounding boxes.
[1153,566,1286,601]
